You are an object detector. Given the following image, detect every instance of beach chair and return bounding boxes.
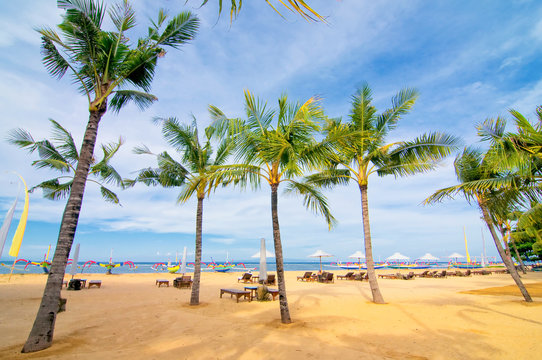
[237,273,253,283]
[353,272,366,281]
[263,274,276,285]
[337,272,354,280]
[415,270,429,278]
[178,276,192,289]
[321,272,334,283]
[297,272,313,281]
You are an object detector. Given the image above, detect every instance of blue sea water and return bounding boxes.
[0,260,455,275]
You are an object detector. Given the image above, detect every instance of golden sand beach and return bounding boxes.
[1,270,541,360]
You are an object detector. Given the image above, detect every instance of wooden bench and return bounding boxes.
[220,288,251,303]
[88,280,102,289]
[156,279,169,287]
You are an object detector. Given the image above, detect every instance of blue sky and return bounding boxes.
[1,0,541,263]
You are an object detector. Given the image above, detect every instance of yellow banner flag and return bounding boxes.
[463,226,471,263]
[9,174,29,258]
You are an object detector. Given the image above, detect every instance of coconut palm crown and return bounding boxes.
[306,83,460,304]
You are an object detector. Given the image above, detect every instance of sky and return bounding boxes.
[1,0,541,263]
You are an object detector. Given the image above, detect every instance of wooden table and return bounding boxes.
[220,288,251,302]
[88,280,102,288]
[244,286,258,299]
[267,289,279,301]
[156,279,170,287]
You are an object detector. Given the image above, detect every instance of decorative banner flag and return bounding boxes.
[0,196,18,258]
[9,174,29,258]
[463,226,471,263]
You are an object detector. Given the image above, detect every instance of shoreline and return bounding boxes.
[1,271,541,359]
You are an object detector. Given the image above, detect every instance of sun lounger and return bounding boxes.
[378,274,398,279]
[353,272,366,281]
[220,288,251,302]
[297,271,313,281]
[262,274,276,285]
[399,272,415,280]
[88,280,102,288]
[337,272,355,280]
[156,279,169,287]
[237,273,253,283]
[415,270,430,277]
[318,272,334,283]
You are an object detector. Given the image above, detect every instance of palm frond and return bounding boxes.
[304,169,352,188]
[284,180,336,229]
[32,158,72,172]
[100,185,120,204]
[152,11,199,49]
[6,128,37,151]
[36,178,73,201]
[375,87,419,136]
[109,90,157,113]
[109,0,136,32]
[50,119,79,161]
[40,36,70,79]
[133,144,154,155]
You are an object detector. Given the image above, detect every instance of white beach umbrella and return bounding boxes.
[417,253,439,261]
[308,250,333,272]
[448,252,464,258]
[180,246,187,274]
[386,252,410,261]
[253,238,270,282]
[69,243,80,278]
[348,251,365,268]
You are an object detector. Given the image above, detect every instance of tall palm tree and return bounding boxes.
[209,91,336,323]
[306,83,459,304]
[199,0,325,22]
[22,0,198,352]
[8,119,124,203]
[128,117,234,305]
[425,147,533,302]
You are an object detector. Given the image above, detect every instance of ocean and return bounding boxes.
[0,260,455,275]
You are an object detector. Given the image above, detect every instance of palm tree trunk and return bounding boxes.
[190,196,204,305]
[359,184,385,304]
[479,203,532,302]
[509,235,527,274]
[22,106,106,353]
[270,184,291,323]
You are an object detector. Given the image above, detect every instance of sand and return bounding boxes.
[1,270,541,360]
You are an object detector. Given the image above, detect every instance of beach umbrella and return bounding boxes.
[253,238,271,282]
[448,252,465,263]
[417,253,439,261]
[69,243,80,278]
[386,252,410,261]
[348,251,365,269]
[180,246,187,274]
[308,250,333,272]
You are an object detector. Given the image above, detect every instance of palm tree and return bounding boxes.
[128,117,234,305]
[425,147,533,302]
[8,119,124,203]
[209,91,336,323]
[22,0,198,352]
[306,83,459,304]
[199,0,325,22]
